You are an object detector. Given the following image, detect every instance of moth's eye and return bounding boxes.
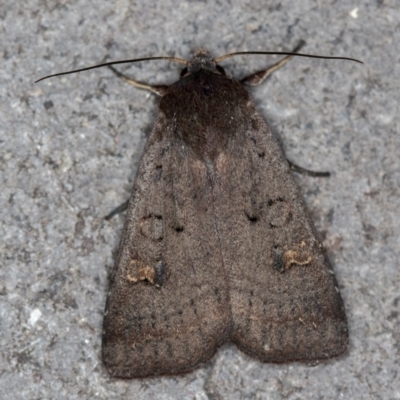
[180,67,188,77]
[216,65,226,75]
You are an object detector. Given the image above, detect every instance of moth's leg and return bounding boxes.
[288,160,330,177]
[241,40,329,177]
[104,66,169,220]
[105,199,129,220]
[108,65,168,96]
[241,40,306,86]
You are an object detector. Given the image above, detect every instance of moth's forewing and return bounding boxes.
[102,114,231,378]
[212,105,348,362]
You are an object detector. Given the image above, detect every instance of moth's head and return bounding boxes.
[180,49,226,77]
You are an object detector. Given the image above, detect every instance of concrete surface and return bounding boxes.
[1,0,399,399]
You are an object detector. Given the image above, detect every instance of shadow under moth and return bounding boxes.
[37,42,361,378]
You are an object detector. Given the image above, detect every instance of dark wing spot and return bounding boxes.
[245,211,259,223]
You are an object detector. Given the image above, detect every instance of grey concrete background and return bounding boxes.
[1,0,399,399]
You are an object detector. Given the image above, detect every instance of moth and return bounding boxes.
[37,44,361,378]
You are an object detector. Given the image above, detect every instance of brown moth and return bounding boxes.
[37,44,361,378]
[101,48,349,378]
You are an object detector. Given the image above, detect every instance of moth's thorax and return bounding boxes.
[160,68,251,161]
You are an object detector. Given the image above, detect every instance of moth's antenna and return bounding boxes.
[215,51,363,64]
[35,56,188,83]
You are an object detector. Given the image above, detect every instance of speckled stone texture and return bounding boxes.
[1,1,399,399]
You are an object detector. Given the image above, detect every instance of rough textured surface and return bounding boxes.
[1,0,399,398]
